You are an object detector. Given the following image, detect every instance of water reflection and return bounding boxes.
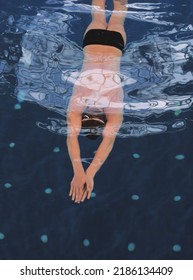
[0,1,192,138]
[0,13,24,95]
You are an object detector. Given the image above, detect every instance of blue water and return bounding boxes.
[0,0,193,259]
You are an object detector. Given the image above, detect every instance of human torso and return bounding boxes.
[82,45,122,71]
[72,45,122,109]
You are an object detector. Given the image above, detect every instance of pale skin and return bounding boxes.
[67,0,128,203]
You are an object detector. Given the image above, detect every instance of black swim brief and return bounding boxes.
[82,29,125,53]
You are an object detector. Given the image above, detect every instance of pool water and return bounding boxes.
[0,0,193,260]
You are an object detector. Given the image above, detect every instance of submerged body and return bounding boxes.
[69,32,125,113]
[67,0,128,203]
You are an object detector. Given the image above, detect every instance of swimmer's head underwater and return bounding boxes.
[81,109,107,140]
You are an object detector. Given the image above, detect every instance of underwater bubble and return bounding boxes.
[174,109,182,116]
[40,235,48,243]
[173,244,181,252]
[53,147,60,153]
[132,153,140,159]
[0,232,5,240]
[83,239,90,247]
[9,142,15,148]
[131,194,140,201]
[91,192,96,198]
[175,154,185,160]
[173,195,182,202]
[128,242,136,252]
[44,188,53,194]
[14,104,22,110]
[4,183,12,189]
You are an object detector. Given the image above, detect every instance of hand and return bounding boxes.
[69,171,88,203]
[80,170,94,202]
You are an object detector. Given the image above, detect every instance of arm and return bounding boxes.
[66,111,84,175]
[87,113,123,177]
[84,112,123,199]
[86,86,124,178]
[66,94,88,203]
[81,84,124,200]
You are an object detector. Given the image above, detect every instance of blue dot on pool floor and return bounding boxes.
[17,90,26,103]
[173,195,182,202]
[175,154,185,160]
[132,153,140,159]
[14,104,22,110]
[83,239,90,247]
[9,142,15,148]
[44,188,53,194]
[0,232,5,240]
[53,147,60,153]
[91,192,96,198]
[4,183,12,189]
[128,243,136,252]
[131,195,140,201]
[173,244,181,252]
[40,235,48,243]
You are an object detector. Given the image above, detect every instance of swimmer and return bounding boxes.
[67,0,128,203]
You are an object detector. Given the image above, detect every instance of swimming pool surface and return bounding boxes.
[0,0,193,259]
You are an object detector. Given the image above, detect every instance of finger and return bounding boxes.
[80,185,87,202]
[77,188,82,203]
[81,188,88,202]
[75,186,80,203]
[72,186,76,201]
[87,189,92,199]
[79,185,83,203]
[77,183,86,203]
[76,186,82,203]
[69,185,73,196]
[76,185,83,203]
[86,181,93,200]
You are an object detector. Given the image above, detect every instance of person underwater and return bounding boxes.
[67,0,128,203]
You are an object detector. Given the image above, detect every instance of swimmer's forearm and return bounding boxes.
[86,138,115,178]
[66,136,84,174]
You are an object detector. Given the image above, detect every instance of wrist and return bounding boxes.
[72,159,84,174]
[86,167,96,178]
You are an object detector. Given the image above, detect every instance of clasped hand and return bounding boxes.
[69,170,94,203]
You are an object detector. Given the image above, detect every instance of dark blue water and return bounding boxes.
[0,0,193,260]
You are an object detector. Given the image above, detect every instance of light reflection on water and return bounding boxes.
[0,1,193,137]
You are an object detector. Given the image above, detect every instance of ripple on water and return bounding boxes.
[6,1,193,141]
